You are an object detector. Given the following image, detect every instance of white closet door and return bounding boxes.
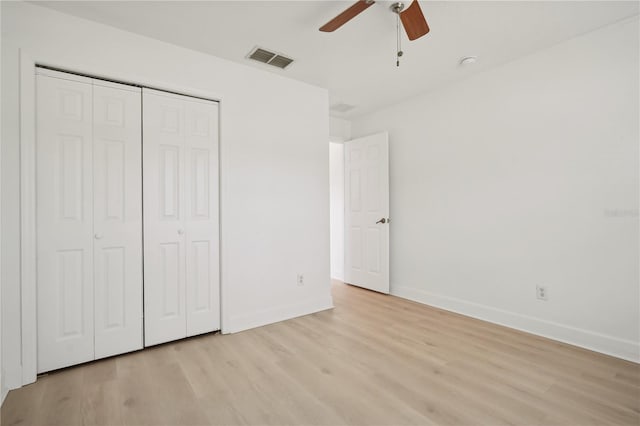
[36,73,95,373]
[184,100,220,336]
[143,89,220,346]
[92,82,143,359]
[143,89,188,346]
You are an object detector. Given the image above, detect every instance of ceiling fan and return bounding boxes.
[319,0,430,66]
[319,0,430,41]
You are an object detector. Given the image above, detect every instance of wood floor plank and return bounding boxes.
[2,281,638,426]
[0,380,46,426]
[35,366,85,426]
[81,378,123,426]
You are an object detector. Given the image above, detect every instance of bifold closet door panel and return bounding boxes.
[36,74,95,373]
[143,88,220,346]
[93,83,143,359]
[185,100,220,336]
[143,89,188,346]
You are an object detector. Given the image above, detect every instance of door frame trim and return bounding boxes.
[17,49,227,387]
[20,50,38,386]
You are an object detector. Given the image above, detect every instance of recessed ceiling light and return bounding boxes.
[459,56,478,66]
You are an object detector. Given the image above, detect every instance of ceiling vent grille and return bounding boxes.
[247,47,294,69]
[249,48,276,64]
[268,55,294,69]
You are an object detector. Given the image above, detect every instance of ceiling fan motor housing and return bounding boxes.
[391,2,406,14]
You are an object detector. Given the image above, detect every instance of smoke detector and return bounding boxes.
[459,56,478,66]
[331,103,356,113]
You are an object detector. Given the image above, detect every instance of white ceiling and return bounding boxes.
[34,1,639,118]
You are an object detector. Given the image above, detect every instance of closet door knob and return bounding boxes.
[177,229,184,235]
[94,233,103,240]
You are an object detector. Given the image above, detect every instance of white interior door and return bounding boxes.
[344,132,390,294]
[36,72,95,373]
[184,100,220,336]
[143,88,220,346]
[143,89,188,346]
[92,82,143,359]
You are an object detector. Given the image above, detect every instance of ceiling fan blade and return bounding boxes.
[319,0,375,32]
[400,0,430,41]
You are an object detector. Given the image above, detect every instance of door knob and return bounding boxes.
[177,229,184,235]
[376,218,386,224]
[94,233,103,240]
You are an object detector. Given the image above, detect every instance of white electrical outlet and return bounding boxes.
[536,285,548,301]
[297,274,304,286]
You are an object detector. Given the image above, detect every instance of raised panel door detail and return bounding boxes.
[191,148,210,220]
[161,106,180,133]
[350,227,362,270]
[161,243,181,317]
[59,89,84,120]
[189,112,210,137]
[191,241,211,312]
[349,170,361,212]
[160,145,180,220]
[367,145,380,161]
[103,139,125,220]
[104,97,125,127]
[101,247,126,329]
[57,250,85,338]
[366,166,380,212]
[58,135,84,221]
[366,228,381,274]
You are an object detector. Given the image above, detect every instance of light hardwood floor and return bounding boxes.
[2,281,639,426]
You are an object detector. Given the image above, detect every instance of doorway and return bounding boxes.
[329,131,390,293]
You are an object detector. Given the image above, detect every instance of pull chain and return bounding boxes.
[396,13,403,67]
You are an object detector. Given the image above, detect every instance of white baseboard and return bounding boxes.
[392,285,640,363]
[3,365,23,395]
[1,368,13,405]
[226,297,334,334]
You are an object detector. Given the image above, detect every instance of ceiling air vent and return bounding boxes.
[247,47,294,70]
[268,55,294,69]
[331,103,356,113]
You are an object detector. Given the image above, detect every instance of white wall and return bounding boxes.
[0,24,20,391]
[0,0,4,406]
[1,0,332,392]
[329,143,345,281]
[328,117,350,281]
[351,17,639,361]
[329,116,351,142]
